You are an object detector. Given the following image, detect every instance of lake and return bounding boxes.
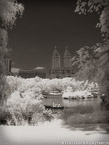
[42,95,102,111]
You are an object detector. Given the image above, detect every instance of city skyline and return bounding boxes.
[8,0,102,70]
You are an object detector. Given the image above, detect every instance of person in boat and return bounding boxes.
[57,103,61,107]
[53,102,61,107]
[53,102,56,107]
[100,93,107,103]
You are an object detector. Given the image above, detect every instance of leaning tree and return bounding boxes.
[0,0,24,103]
[75,0,109,102]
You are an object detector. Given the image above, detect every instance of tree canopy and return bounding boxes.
[0,0,24,102]
[71,45,100,82]
[0,0,24,28]
[75,0,109,102]
[75,0,109,39]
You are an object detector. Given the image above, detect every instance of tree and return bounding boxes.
[0,0,24,103]
[75,0,109,38]
[71,45,100,82]
[75,0,109,103]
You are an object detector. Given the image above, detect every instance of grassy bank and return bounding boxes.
[60,105,109,125]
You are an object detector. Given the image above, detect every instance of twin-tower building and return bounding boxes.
[52,46,72,69]
[48,46,74,78]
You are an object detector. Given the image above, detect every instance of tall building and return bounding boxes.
[64,46,72,68]
[48,46,74,78]
[5,58,12,75]
[52,46,60,69]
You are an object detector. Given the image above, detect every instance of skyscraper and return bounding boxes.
[48,46,74,78]
[64,46,72,68]
[5,58,12,75]
[52,46,60,69]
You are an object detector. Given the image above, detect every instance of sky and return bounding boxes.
[8,0,102,70]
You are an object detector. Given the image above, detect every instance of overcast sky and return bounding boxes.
[8,0,102,70]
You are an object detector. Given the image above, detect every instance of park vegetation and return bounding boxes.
[0,0,109,126]
[0,76,104,125]
[73,0,109,103]
[0,0,24,103]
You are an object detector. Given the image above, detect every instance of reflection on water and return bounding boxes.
[42,95,102,111]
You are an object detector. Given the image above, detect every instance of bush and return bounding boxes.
[6,76,99,98]
[0,107,12,125]
[30,113,46,125]
[1,90,45,125]
[43,109,54,120]
[4,76,101,126]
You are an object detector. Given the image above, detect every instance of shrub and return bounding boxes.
[0,107,12,125]
[43,109,54,120]
[6,76,99,98]
[2,90,45,125]
[30,113,46,125]
[6,76,23,93]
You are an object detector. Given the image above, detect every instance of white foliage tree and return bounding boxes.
[75,0,109,103]
[0,0,24,102]
[71,45,99,82]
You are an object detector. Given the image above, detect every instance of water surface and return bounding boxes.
[42,95,101,111]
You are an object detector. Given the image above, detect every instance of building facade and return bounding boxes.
[18,68,46,78]
[52,48,60,69]
[64,46,72,68]
[5,58,12,75]
[11,67,46,78]
[47,46,74,78]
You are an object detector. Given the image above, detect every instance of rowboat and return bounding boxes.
[44,105,64,110]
